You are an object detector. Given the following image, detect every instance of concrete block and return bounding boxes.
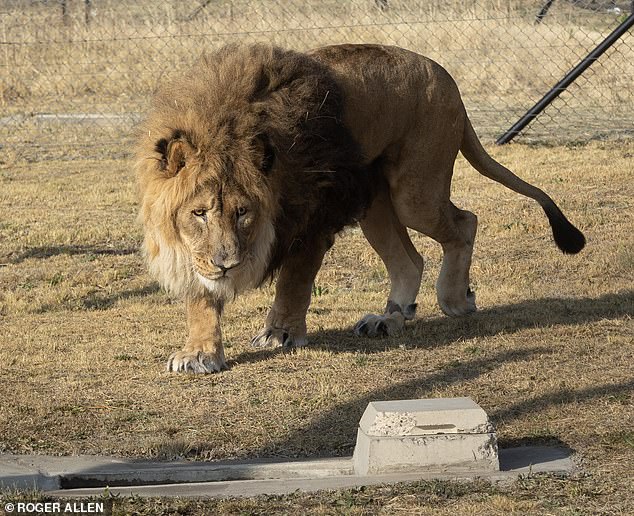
[353,397,499,475]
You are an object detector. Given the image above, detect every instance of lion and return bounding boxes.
[135,43,585,373]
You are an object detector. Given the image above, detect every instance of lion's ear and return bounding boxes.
[155,135,189,177]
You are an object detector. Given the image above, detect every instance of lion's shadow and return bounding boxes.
[230,290,633,364]
[228,289,633,459]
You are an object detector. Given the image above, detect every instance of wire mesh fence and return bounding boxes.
[1,0,632,161]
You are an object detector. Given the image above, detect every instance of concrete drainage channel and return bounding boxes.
[0,398,574,498]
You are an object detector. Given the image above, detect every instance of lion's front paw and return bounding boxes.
[438,287,477,317]
[250,327,307,348]
[354,312,405,337]
[166,350,227,373]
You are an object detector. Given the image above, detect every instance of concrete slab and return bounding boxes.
[0,455,352,491]
[0,456,59,491]
[354,398,499,475]
[499,445,573,473]
[0,446,573,498]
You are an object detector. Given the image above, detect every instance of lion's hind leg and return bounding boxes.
[396,199,478,317]
[355,188,423,337]
[435,206,478,316]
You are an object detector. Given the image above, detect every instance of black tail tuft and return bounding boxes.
[543,204,586,254]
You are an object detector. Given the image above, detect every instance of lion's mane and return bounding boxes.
[135,44,378,297]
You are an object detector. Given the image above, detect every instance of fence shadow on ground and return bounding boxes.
[80,284,162,311]
[491,381,634,424]
[32,284,162,314]
[8,244,138,264]
[256,370,634,459]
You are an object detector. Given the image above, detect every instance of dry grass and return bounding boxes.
[0,140,633,513]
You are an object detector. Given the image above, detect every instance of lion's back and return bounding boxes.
[309,44,460,160]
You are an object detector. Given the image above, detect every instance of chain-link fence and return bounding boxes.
[1,0,632,161]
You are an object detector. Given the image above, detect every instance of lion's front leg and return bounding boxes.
[167,294,227,373]
[251,237,331,349]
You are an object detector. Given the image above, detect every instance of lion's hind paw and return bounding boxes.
[167,350,227,373]
[438,287,477,317]
[354,312,405,337]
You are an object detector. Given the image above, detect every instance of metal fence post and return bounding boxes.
[496,13,634,145]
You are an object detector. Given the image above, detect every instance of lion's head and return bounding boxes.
[139,129,277,301]
[135,44,375,302]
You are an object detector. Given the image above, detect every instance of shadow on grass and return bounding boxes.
[241,345,546,457]
[225,290,634,457]
[315,289,634,354]
[255,369,634,459]
[491,381,634,424]
[9,244,138,263]
[80,284,162,310]
[231,290,634,364]
[34,284,162,313]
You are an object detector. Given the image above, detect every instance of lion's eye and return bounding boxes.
[237,207,248,217]
[192,209,207,217]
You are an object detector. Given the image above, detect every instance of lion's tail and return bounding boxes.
[460,116,585,254]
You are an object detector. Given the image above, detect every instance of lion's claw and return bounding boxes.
[167,350,227,373]
[251,328,306,348]
[354,312,404,337]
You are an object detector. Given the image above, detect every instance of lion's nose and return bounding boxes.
[211,254,240,272]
